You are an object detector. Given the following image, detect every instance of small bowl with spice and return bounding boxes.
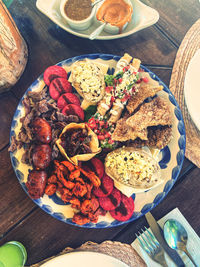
[60,0,97,31]
[95,0,133,35]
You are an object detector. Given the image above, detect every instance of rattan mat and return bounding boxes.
[30,241,146,266]
[169,18,200,167]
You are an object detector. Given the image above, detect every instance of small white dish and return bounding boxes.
[184,49,200,130]
[60,0,96,31]
[94,0,133,35]
[36,0,159,40]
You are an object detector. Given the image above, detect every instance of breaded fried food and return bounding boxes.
[129,125,173,149]
[126,97,172,131]
[112,117,148,142]
[126,84,163,114]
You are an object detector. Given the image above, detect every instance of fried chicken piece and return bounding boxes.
[129,125,173,149]
[126,84,163,114]
[126,97,172,131]
[112,117,148,142]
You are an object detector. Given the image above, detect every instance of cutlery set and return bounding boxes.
[136,226,168,267]
[136,212,197,267]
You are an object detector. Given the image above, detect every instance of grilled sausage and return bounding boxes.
[26,170,47,199]
[32,117,52,143]
[32,144,52,169]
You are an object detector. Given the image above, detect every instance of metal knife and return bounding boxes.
[145,212,185,267]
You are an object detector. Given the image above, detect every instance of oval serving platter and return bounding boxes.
[36,0,159,40]
[10,54,185,228]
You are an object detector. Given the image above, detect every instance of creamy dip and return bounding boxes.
[96,0,133,33]
[105,147,161,189]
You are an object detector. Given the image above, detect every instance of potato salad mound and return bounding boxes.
[105,147,161,189]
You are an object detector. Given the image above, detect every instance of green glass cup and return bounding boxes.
[2,0,13,8]
[0,241,27,267]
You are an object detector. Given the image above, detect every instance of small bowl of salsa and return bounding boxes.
[60,0,97,31]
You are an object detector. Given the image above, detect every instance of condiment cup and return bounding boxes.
[95,0,133,35]
[60,0,97,31]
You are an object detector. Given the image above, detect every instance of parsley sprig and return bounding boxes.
[104,71,124,86]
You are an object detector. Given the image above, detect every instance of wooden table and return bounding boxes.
[1,0,200,265]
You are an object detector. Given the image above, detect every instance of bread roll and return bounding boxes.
[0,1,28,93]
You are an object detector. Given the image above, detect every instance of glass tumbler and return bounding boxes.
[0,241,27,267]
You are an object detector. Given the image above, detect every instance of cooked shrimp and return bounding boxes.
[73,182,87,197]
[72,213,90,225]
[47,174,57,184]
[61,161,75,172]
[79,168,101,187]
[61,188,73,203]
[45,184,57,196]
[69,169,80,180]
[81,197,99,215]
[69,197,81,209]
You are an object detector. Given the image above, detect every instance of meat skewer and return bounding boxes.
[97,53,133,117]
[108,57,141,123]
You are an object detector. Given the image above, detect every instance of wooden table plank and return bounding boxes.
[0,208,127,265]
[177,158,195,181]
[113,166,200,244]
[0,148,35,236]
[143,0,200,45]
[0,1,198,265]
[0,93,19,150]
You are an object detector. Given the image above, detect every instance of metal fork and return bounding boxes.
[136,226,168,267]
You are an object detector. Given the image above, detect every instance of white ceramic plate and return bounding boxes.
[41,251,129,267]
[36,0,159,40]
[184,49,200,130]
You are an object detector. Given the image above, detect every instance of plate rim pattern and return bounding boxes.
[10,53,186,228]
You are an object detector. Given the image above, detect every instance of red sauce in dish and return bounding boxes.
[96,0,133,33]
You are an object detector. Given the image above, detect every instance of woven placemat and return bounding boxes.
[169,18,200,167]
[30,241,146,267]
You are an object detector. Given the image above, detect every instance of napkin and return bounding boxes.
[131,208,200,267]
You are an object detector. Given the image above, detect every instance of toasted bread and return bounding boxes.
[112,117,148,142]
[126,97,172,131]
[130,125,173,150]
[127,83,163,114]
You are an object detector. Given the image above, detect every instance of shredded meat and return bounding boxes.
[9,85,80,163]
[8,136,22,152]
[27,85,48,101]
[22,97,31,115]
[36,99,49,114]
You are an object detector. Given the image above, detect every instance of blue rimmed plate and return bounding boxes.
[10,54,185,228]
